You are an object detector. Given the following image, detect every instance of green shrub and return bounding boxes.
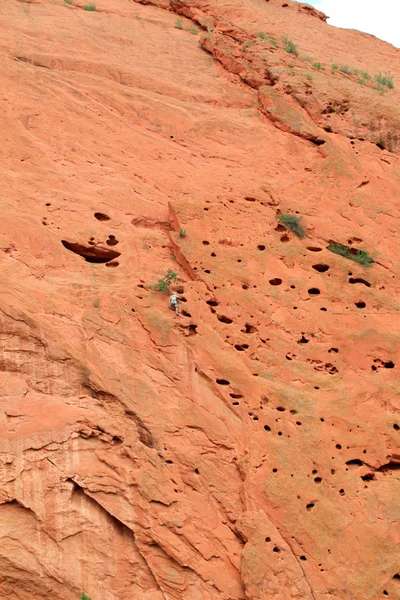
[312,62,325,70]
[258,32,267,40]
[331,63,339,71]
[151,270,178,293]
[178,227,187,238]
[327,242,374,266]
[339,65,352,74]
[188,25,198,35]
[282,37,298,56]
[278,214,306,238]
[242,40,255,52]
[258,32,278,47]
[376,72,394,89]
[81,594,92,600]
[64,0,73,4]
[83,3,96,10]
[306,73,312,81]
[361,71,372,80]
[357,78,366,86]
[175,18,183,29]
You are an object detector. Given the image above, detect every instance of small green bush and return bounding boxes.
[312,62,325,71]
[327,242,374,266]
[178,228,187,238]
[258,32,267,40]
[306,73,312,81]
[375,72,394,89]
[278,214,306,238]
[339,65,352,75]
[188,25,198,35]
[258,32,278,47]
[151,270,178,293]
[242,40,255,52]
[331,63,339,71]
[357,78,366,86]
[81,594,92,600]
[83,3,96,10]
[361,71,372,80]
[175,18,183,29]
[282,37,298,56]
[64,0,73,4]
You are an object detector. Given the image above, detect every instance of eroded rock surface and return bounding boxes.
[1,1,399,599]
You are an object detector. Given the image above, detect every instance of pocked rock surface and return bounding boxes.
[1,0,399,598]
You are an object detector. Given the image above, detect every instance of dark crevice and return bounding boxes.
[62,240,120,263]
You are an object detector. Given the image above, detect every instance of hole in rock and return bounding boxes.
[300,556,307,561]
[272,468,278,473]
[105,261,119,267]
[206,300,218,307]
[313,264,330,273]
[61,241,121,263]
[355,301,366,308]
[346,459,363,467]
[45,203,51,206]
[393,424,399,431]
[235,344,249,351]
[306,503,315,511]
[349,278,371,287]
[264,425,271,431]
[204,269,211,274]
[181,309,192,318]
[328,348,338,353]
[245,197,256,202]
[242,284,249,290]
[106,235,119,246]
[339,489,345,496]
[230,393,243,399]
[361,473,375,481]
[273,546,281,553]
[297,335,309,344]
[275,224,287,232]
[202,241,210,245]
[276,406,285,412]
[269,278,282,286]
[336,444,342,450]
[242,323,257,334]
[94,212,111,221]
[217,315,233,324]
[280,234,290,243]
[393,574,400,580]
[216,379,230,386]
[187,324,198,336]
[257,245,266,251]
[308,288,320,295]
[265,537,271,542]
[320,307,327,311]
[307,247,322,252]
[314,477,322,483]
[211,252,216,257]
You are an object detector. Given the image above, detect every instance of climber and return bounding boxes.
[169,292,180,315]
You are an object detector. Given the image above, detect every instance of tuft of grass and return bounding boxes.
[312,62,325,70]
[339,65,352,75]
[83,3,96,10]
[375,72,394,89]
[188,25,198,35]
[331,63,339,72]
[81,594,92,600]
[357,78,366,86]
[178,227,187,238]
[64,0,74,4]
[282,37,298,56]
[242,40,255,52]
[327,242,374,266]
[306,73,312,81]
[361,70,372,80]
[151,270,178,293]
[258,32,278,47]
[175,18,183,29]
[278,214,306,238]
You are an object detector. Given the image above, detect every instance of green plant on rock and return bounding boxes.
[312,62,325,70]
[375,72,394,89]
[361,70,372,80]
[327,242,374,266]
[83,3,96,10]
[64,0,74,4]
[188,25,198,35]
[178,227,187,238]
[151,270,178,292]
[339,65,352,75]
[257,32,278,47]
[242,40,255,52]
[278,214,306,238]
[81,594,92,600]
[175,18,183,29]
[282,36,298,56]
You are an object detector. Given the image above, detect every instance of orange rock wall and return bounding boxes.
[0,0,399,598]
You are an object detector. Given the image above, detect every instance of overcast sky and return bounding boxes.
[294,0,400,47]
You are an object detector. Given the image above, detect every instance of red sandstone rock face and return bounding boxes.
[1,0,400,599]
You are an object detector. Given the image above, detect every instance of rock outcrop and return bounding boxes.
[1,0,399,599]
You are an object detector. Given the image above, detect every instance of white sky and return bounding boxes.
[295,0,400,47]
